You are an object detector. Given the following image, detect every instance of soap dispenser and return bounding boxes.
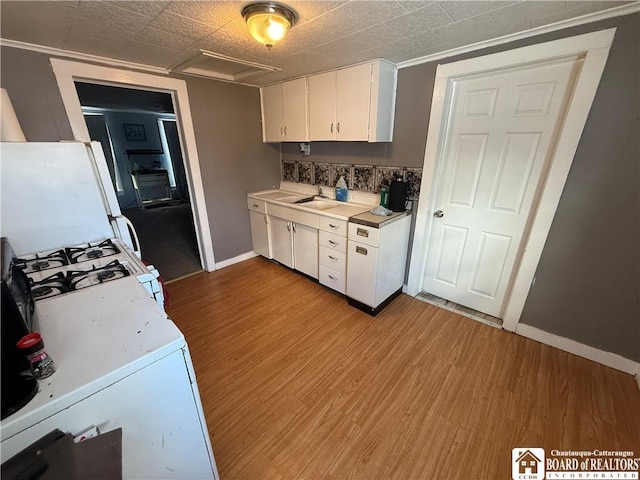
[335,176,348,202]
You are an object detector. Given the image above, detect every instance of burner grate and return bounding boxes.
[67,260,130,291]
[15,250,69,274]
[30,272,69,300]
[66,239,120,264]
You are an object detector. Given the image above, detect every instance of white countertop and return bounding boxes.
[1,277,184,440]
[248,189,371,220]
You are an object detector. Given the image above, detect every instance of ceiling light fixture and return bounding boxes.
[242,2,298,50]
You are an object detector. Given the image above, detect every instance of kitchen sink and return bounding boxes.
[299,200,338,210]
[277,195,310,203]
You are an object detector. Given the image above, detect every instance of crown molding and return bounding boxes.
[0,38,169,75]
[397,2,640,69]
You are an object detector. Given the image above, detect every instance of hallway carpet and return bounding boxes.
[123,203,201,281]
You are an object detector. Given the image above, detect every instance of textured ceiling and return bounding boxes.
[0,1,634,86]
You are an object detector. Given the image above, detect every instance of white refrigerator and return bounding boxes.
[0,141,219,479]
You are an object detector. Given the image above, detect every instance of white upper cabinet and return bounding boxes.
[309,60,397,142]
[260,77,308,142]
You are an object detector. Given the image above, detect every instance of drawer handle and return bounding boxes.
[357,228,369,238]
[328,240,338,246]
[356,246,368,255]
[328,274,337,281]
[252,203,259,208]
[328,255,337,261]
[329,223,339,230]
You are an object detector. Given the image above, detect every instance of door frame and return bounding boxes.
[406,29,615,332]
[50,58,215,271]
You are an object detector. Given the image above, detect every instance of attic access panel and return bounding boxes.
[171,50,280,83]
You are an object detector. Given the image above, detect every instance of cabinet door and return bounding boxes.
[336,63,372,141]
[293,222,318,279]
[308,71,337,141]
[346,240,379,307]
[270,216,294,268]
[249,211,271,258]
[261,84,283,142]
[282,78,308,141]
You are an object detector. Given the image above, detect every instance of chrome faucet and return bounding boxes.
[316,184,328,199]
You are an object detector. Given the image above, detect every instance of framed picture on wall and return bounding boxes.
[123,123,146,141]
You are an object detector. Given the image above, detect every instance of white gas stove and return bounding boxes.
[15,238,164,308]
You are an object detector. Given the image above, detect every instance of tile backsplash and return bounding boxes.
[281,160,422,199]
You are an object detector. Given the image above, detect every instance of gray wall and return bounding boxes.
[0,46,281,264]
[0,47,74,141]
[171,74,281,261]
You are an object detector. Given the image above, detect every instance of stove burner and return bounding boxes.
[30,272,68,300]
[14,250,69,274]
[67,260,130,291]
[31,260,50,271]
[97,270,115,281]
[32,286,53,297]
[66,239,120,264]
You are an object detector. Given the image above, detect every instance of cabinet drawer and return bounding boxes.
[319,266,346,294]
[319,231,347,253]
[319,216,347,236]
[348,223,380,247]
[247,198,267,214]
[319,245,346,273]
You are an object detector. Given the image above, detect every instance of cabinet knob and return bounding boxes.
[328,275,337,281]
[329,240,338,246]
[284,126,287,136]
[337,122,340,133]
[434,210,444,218]
[287,222,291,232]
[330,123,334,134]
[329,224,338,230]
[328,255,337,261]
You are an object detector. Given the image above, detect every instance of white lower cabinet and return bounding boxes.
[346,214,411,313]
[247,198,271,258]
[270,215,318,279]
[249,211,271,258]
[270,215,294,268]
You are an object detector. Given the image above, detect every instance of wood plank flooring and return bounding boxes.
[166,257,640,479]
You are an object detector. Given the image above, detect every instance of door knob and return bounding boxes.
[434,210,444,218]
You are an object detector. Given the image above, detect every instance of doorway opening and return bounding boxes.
[76,82,201,281]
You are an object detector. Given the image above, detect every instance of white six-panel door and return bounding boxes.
[422,59,577,317]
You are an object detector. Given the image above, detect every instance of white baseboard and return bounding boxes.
[516,324,640,378]
[215,251,257,270]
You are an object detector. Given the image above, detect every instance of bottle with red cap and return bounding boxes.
[16,333,56,380]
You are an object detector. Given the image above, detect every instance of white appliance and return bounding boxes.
[0,141,165,306]
[0,142,219,479]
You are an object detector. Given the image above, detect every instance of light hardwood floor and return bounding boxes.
[166,257,640,479]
